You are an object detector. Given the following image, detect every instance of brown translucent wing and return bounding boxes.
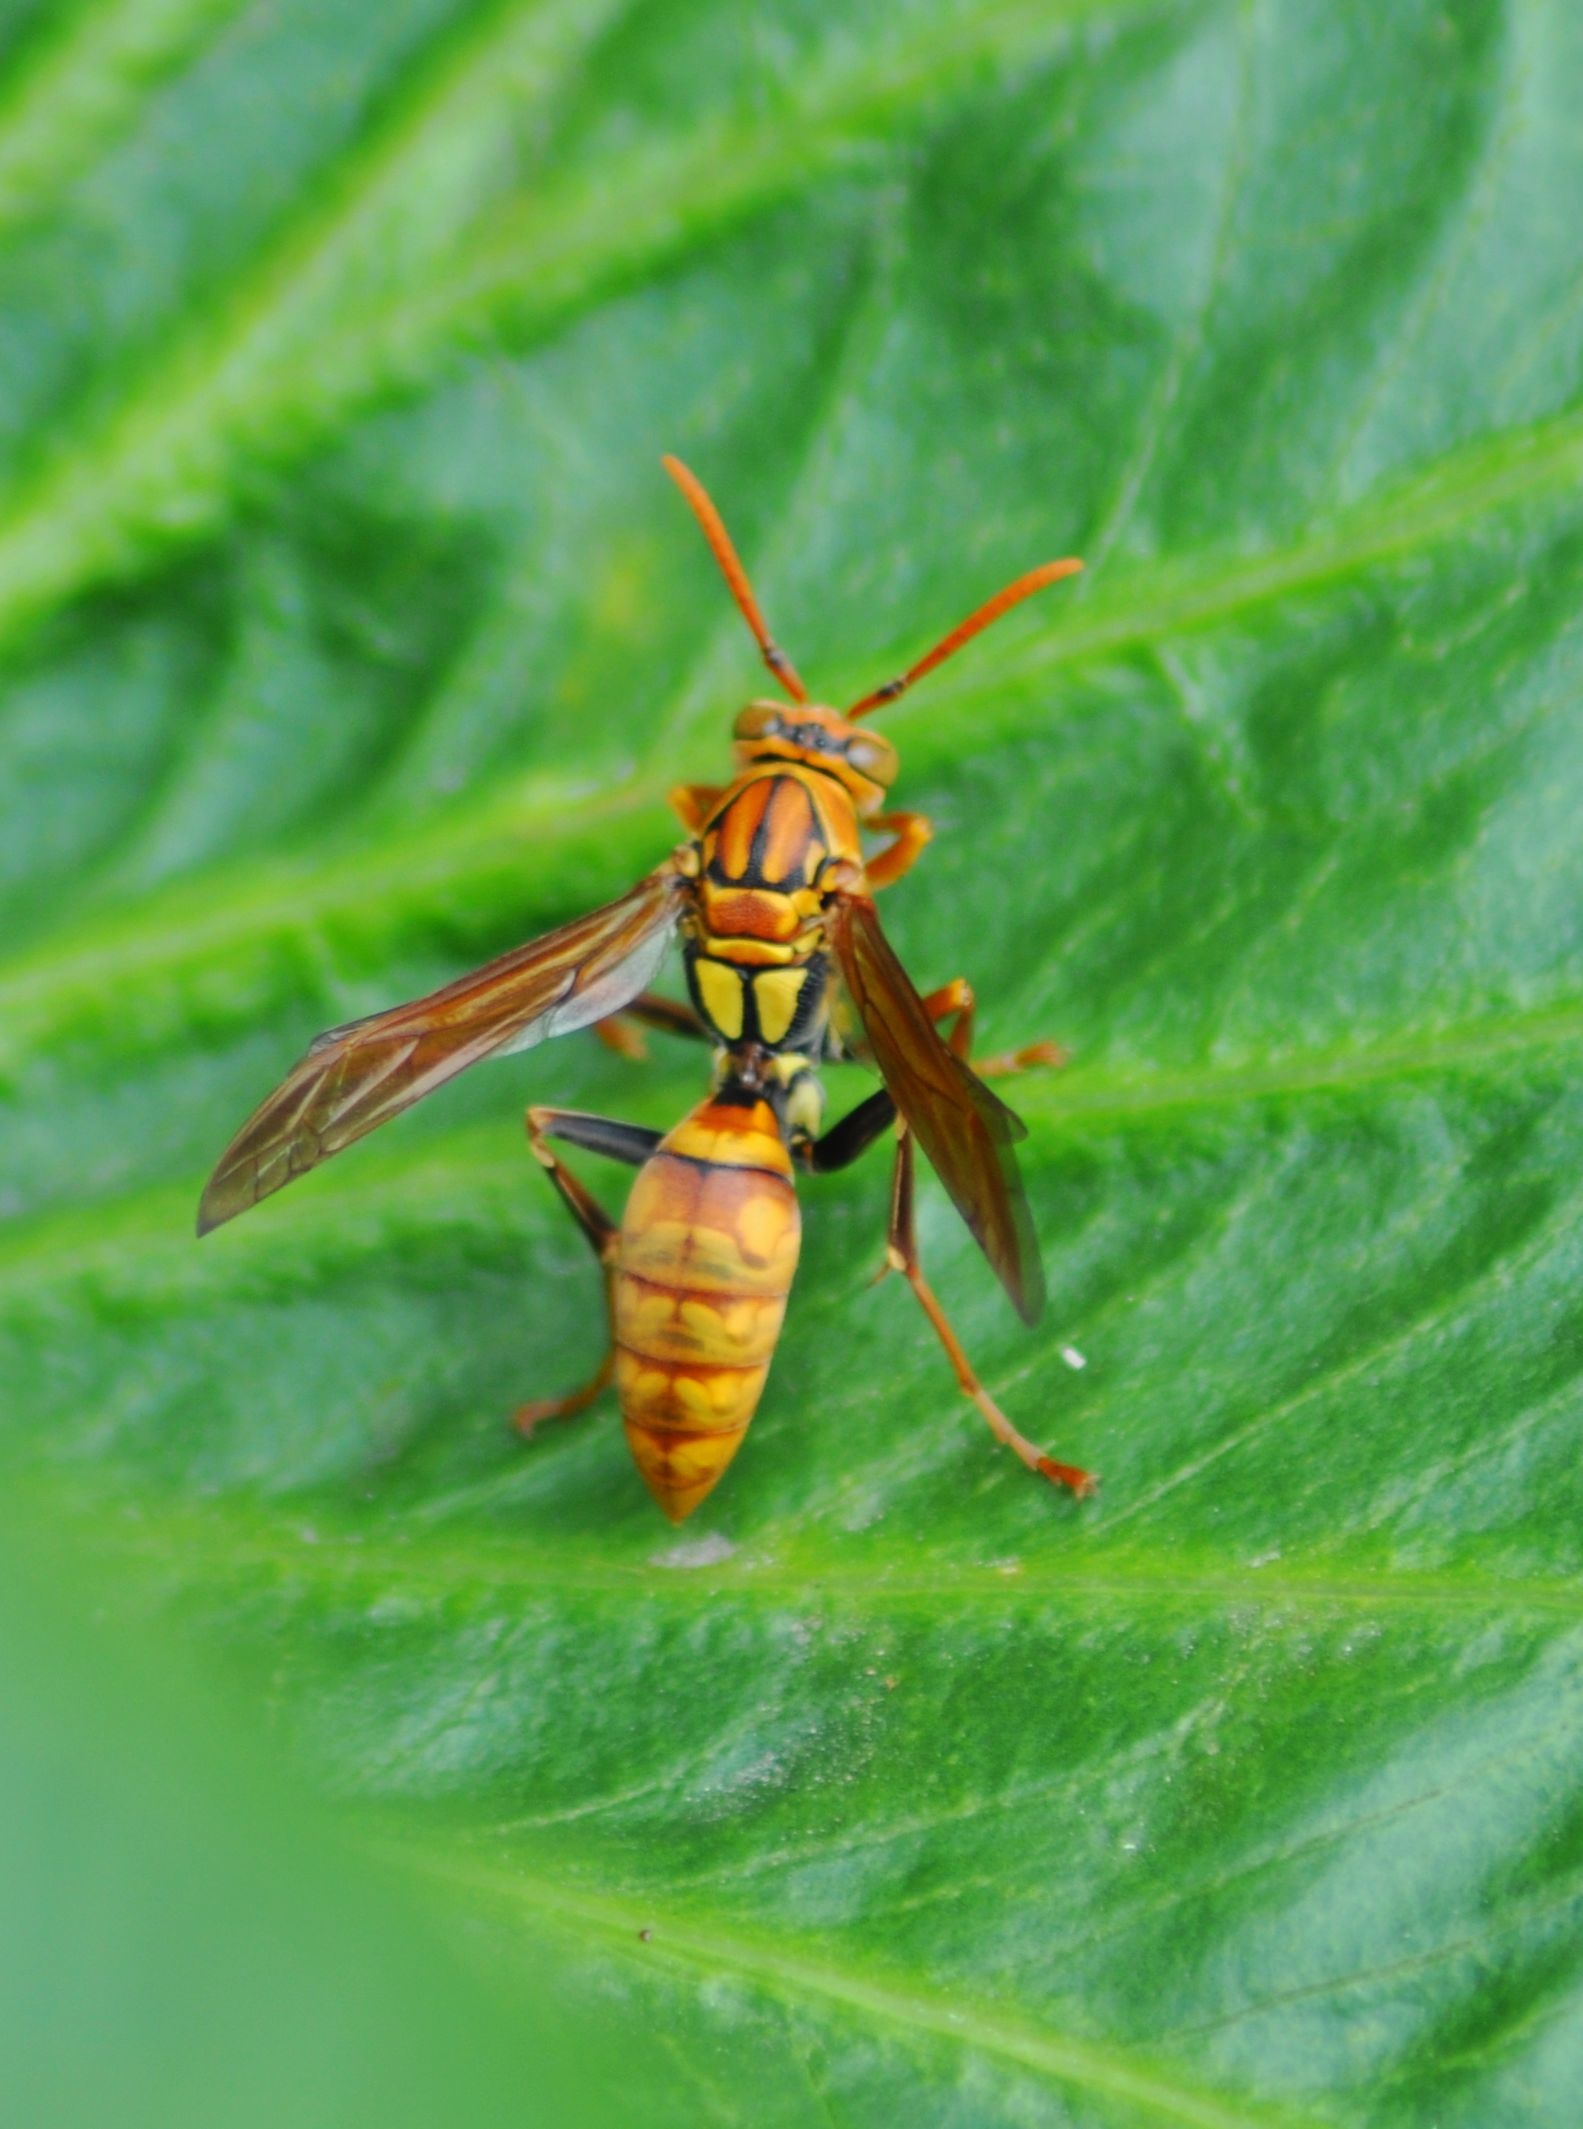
[197,863,687,1235]
[828,894,1046,1325]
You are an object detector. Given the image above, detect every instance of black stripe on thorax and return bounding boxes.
[704,774,820,893]
[749,752,850,791]
[748,792,775,884]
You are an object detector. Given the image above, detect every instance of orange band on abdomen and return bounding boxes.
[614,1111,802,1521]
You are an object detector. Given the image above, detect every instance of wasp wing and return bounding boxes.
[198,862,688,1235]
[828,893,1045,1326]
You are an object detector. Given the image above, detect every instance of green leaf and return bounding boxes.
[6,0,1583,2121]
[0,1484,623,2128]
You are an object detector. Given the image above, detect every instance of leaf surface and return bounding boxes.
[6,1,1583,2121]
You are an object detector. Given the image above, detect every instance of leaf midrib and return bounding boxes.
[0,990,1577,1284]
[48,1495,1583,1622]
[3,5,1576,2118]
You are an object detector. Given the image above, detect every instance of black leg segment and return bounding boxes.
[801,1087,897,1174]
[531,1107,664,1168]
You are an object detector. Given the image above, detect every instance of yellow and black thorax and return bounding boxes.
[683,763,863,1054]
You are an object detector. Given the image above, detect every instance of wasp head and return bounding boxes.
[732,700,898,814]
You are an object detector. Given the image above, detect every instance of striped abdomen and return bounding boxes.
[613,1092,801,1522]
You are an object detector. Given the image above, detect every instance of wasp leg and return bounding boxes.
[916,976,1068,1077]
[624,992,711,1040]
[865,810,933,892]
[884,1124,1094,1497]
[594,990,711,1059]
[514,1107,662,1439]
[798,1086,896,1174]
[798,987,1083,1486]
[799,985,1061,1175]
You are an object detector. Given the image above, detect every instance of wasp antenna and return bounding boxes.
[662,455,808,704]
[847,557,1083,720]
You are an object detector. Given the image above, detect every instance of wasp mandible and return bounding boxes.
[199,459,1093,1521]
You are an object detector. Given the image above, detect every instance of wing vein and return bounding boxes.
[197,862,685,1234]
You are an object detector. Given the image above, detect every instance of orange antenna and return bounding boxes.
[846,557,1083,720]
[662,455,808,703]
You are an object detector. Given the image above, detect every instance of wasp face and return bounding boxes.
[732,699,898,811]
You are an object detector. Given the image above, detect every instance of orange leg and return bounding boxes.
[593,990,711,1062]
[514,1107,659,1438]
[593,1018,648,1061]
[918,976,1068,1077]
[669,782,724,834]
[865,810,934,891]
[800,1009,1087,1493]
[874,978,1084,1493]
[885,1123,1094,1497]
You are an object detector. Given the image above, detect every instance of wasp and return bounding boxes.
[199,459,1093,1521]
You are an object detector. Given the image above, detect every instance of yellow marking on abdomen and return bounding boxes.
[615,1108,802,1521]
[616,1276,785,1368]
[661,1100,793,1176]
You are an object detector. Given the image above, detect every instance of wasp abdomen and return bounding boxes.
[613,1094,800,1522]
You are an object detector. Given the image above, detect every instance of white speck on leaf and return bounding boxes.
[651,1531,738,1570]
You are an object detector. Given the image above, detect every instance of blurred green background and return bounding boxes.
[4,0,1583,2122]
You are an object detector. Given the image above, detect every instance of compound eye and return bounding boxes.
[734,703,783,741]
[845,730,898,785]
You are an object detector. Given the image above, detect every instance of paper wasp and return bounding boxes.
[199,459,1092,1521]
